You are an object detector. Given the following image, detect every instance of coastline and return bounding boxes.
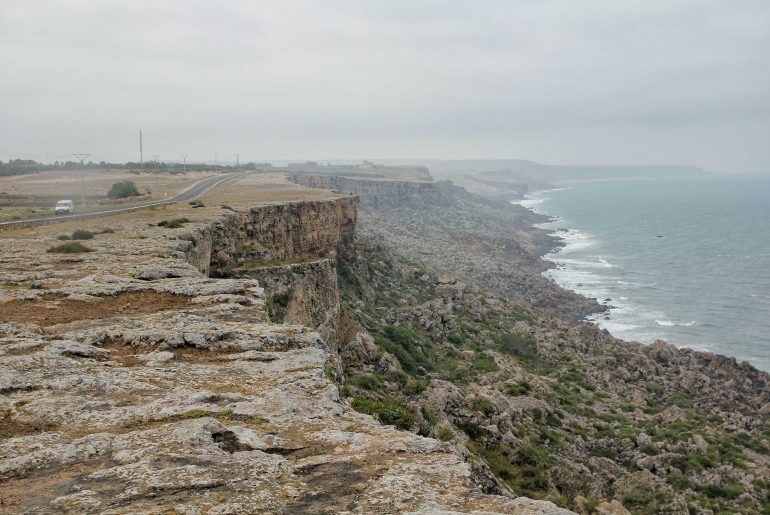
[513,179,770,373]
[512,187,683,341]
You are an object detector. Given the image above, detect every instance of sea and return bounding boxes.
[516,176,770,373]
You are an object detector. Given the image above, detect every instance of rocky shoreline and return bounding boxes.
[294,173,770,514]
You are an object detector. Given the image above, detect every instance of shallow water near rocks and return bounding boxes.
[518,176,770,372]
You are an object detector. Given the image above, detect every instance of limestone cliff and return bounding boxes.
[290,173,603,321]
[289,173,463,209]
[0,192,564,514]
[183,197,358,276]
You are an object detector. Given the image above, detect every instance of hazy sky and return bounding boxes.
[1,1,769,172]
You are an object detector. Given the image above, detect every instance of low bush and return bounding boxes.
[351,396,414,430]
[47,242,93,253]
[373,325,436,375]
[71,229,94,240]
[347,374,384,390]
[473,396,495,416]
[107,180,140,199]
[157,217,191,229]
[699,481,742,499]
[436,426,454,441]
[505,380,533,396]
[493,331,538,359]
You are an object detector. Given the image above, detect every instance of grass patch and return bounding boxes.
[505,379,533,396]
[71,229,94,240]
[47,241,93,253]
[351,396,414,430]
[669,453,716,473]
[285,365,316,373]
[698,480,742,499]
[157,217,191,229]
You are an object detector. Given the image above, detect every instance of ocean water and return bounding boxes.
[516,177,770,372]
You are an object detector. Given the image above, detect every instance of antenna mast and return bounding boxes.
[139,129,143,165]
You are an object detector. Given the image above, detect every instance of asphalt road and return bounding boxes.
[0,173,241,228]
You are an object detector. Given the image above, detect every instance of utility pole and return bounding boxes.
[72,153,91,207]
[139,129,143,166]
[235,154,239,169]
[151,154,160,195]
[214,153,218,167]
[181,154,187,174]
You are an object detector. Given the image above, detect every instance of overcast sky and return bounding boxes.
[1,1,769,173]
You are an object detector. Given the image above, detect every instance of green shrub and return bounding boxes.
[436,426,454,441]
[545,411,562,427]
[493,331,538,359]
[56,234,71,240]
[515,443,549,466]
[373,325,436,375]
[699,481,742,499]
[71,229,94,240]
[351,396,414,430]
[46,242,93,253]
[467,442,553,497]
[403,376,431,395]
[669,453,716,472]
[471,352,498,374]
[348,374,384,390]
[446,332,463,345]
[107,180,140,199]
[506,380,533,396]
[473,396,495,416]
[667,472,691,489]
[157,217,191,229]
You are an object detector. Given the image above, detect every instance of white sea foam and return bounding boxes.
[545,229,597,256]
[655,319,697,327]
[517,197,549,209]
[554,257,615,269]
[594,320,643,333]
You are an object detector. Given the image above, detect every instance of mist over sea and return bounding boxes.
[518,176,770,372]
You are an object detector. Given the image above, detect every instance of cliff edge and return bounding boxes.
[0,175,564,513]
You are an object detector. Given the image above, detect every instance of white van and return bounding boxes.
[54,200,75,215]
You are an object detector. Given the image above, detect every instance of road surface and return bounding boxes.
[0,173,241,229]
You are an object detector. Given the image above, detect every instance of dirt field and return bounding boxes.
[0,169,217,206]
[0,173,343,241]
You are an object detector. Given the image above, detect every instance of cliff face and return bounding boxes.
[231,259,342,350]
[289,174,463,209]
[184,197,358,276]
[291,174,603,321]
